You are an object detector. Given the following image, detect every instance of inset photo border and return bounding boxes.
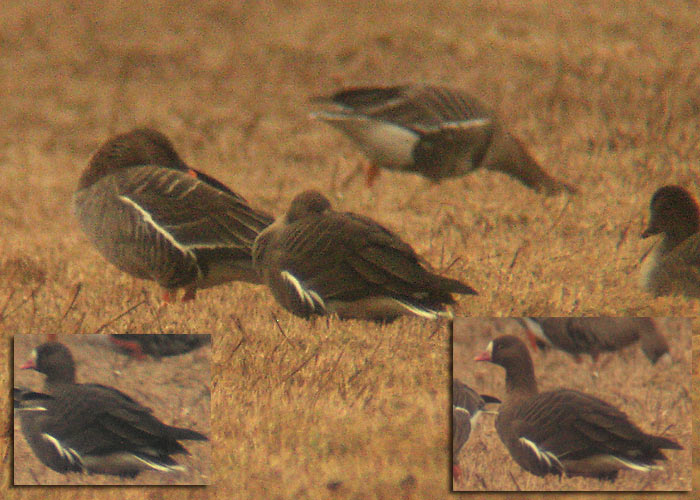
[13,334,211,486]
[451,317,692,492]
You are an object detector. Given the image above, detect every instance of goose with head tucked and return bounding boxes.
[73,128,273,302]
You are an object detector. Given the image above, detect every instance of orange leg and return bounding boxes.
[524,328,539,352]
[109,336,146,360]
[182,285,197,302]
[453,464,462,483]
[365,162,381,187]
[162,288,177,304]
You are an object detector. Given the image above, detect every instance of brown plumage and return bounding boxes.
[109,334,211,359]
[520,317,669,363]
[312,85,577,194]
[474,336,682,480]
[73,128,273,302]
[639,185,700,297]
[252,190,476,321]
[452,379,500,480]
[16,342,207,477]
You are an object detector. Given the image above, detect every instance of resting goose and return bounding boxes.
[16,342,208,478]
[109,334,211,359]
[474,335,682,480]
[73,128,273,302]
[252,190,476,321]
[312,85,576,194]
[520,317,669,364]
[639,185,700,297]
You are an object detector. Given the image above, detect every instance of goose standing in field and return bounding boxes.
[73,128,274,302]
[452,379,500,481]
[519,317,669,364]
[252,190,477,321]
[311,85,576,194]
[16,342,208,477]
[474,336,682,480]
[639,185,700,298]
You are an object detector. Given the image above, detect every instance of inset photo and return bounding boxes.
[13,334,211,485]
[451,317,691,492]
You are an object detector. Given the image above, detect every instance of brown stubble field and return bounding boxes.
[452,317,692,492]
[0,1,698,499]
[12,334,211,485]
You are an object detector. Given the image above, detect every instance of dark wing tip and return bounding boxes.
[480,394,501,405]
[541,178,578,196]
[452,281,478,296]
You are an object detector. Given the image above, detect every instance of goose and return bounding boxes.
[474,335,682,480]
[16,342,208,477]
[639,185,700,297]
[252,190,476,321]
[73,128,273,302]
[109,334,211,359]
[312,84,576,194]
[519,317,669,363]
[452,379,500,481]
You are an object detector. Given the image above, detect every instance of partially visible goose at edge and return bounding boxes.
[16,342,208,478]
[519,317,669,364]
[639,185,700,297]
[311,85,577,194]
[252,190,477,321]
[452,379,500,481]
[73,128,274,302]
[474,336,682,480]
[109,334,211,359]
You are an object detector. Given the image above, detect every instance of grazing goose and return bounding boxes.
[474,336,682,480]
[252,190,477,321]
[639,185,700,297]
[73,128,274,302]
[311,85,576,194]
[520,317,669,364]
[452,379,500,481]
[109,334,211,359]
[16,342,208,478]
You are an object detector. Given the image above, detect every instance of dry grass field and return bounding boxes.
[0,0,698,499]
[452,317,692,491]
